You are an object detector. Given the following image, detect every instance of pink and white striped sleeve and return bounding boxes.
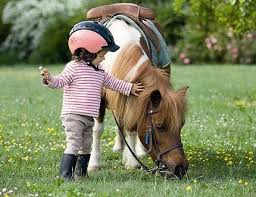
[103,72,132,96]
[47,62,75,89]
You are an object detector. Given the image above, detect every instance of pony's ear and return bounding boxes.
[150,90,162,108]
[177,86,189,97]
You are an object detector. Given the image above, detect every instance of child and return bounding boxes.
[40,21,144,180]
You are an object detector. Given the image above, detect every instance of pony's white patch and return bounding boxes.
[135,135,147,157]
[123,131,140,169]
[112,128,124,152]
[124,55,147,81]
[101,20,141,73]
[88,119,104,171]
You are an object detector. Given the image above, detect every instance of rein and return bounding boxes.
[112,106,183,175]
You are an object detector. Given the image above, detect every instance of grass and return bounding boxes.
[0,64,256,196]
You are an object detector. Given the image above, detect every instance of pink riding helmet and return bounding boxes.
[68,21,120,54]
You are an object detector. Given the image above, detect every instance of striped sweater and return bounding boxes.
[43,61,132,117]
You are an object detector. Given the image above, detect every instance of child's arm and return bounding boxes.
[39,63,75,89]
[103,72,144,96]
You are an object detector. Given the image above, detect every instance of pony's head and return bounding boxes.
[141,87,189,179]
[107,43,189,179]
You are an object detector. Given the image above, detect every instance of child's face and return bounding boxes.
[92,50,108,65]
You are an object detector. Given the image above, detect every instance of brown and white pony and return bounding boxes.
[88,19,189,179]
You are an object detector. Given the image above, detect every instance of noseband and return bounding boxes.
[112,105,183,175]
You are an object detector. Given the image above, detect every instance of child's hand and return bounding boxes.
[39,66,51,84]
[131,81,144,96]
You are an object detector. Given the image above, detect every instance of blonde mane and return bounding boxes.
[106,43,186,134]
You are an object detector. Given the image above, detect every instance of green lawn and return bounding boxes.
[0,65,255,196]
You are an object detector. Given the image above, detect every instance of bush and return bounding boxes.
[172,0,256,64]
[1,0,89,61]
[0,0,16,65]
[0,0,10,44]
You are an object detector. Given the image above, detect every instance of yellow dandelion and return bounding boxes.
[239,179,243,184]
[193,179,198,183]
[4,193,10,197]
[244,182,248,186]
[186,185,192,191]
[22,156,30,161]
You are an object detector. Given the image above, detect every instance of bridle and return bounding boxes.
[112,104,183,176]
[143,107,183,174]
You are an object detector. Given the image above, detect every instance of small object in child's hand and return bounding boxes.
[39,66,47,76]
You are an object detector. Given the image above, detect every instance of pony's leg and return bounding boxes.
[123,131,140,169]
[135,134,147,158]
[88,98,106,171]
[112,128,124,152]
[88,119,104,171]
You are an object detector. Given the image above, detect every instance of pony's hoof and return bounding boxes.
[112,145,123,153]
[88,166,100,172]
[125,164,140,170]
[125,162,140,169]
[136,150,147,158]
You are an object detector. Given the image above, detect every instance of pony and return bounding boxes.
[87,9,189,179]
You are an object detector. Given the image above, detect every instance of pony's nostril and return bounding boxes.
[174,165,185,180]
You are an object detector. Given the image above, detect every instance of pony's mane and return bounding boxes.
[106,43,186,134]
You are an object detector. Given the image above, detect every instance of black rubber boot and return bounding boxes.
[59,154,77,181]
[75,154,90,179]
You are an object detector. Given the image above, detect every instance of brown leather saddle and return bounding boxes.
[87,3,155,21]
[86,3,170,73]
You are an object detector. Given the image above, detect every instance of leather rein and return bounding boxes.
[112,106,183,175]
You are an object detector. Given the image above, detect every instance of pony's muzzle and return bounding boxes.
[174,164,188,180]
[159,162,188,180]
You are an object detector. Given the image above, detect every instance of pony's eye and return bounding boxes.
[155,123,166,131]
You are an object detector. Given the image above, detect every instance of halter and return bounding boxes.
[112,104,183,178]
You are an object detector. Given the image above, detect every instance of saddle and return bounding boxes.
[87,3,170,73]
[87,3,155,20]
